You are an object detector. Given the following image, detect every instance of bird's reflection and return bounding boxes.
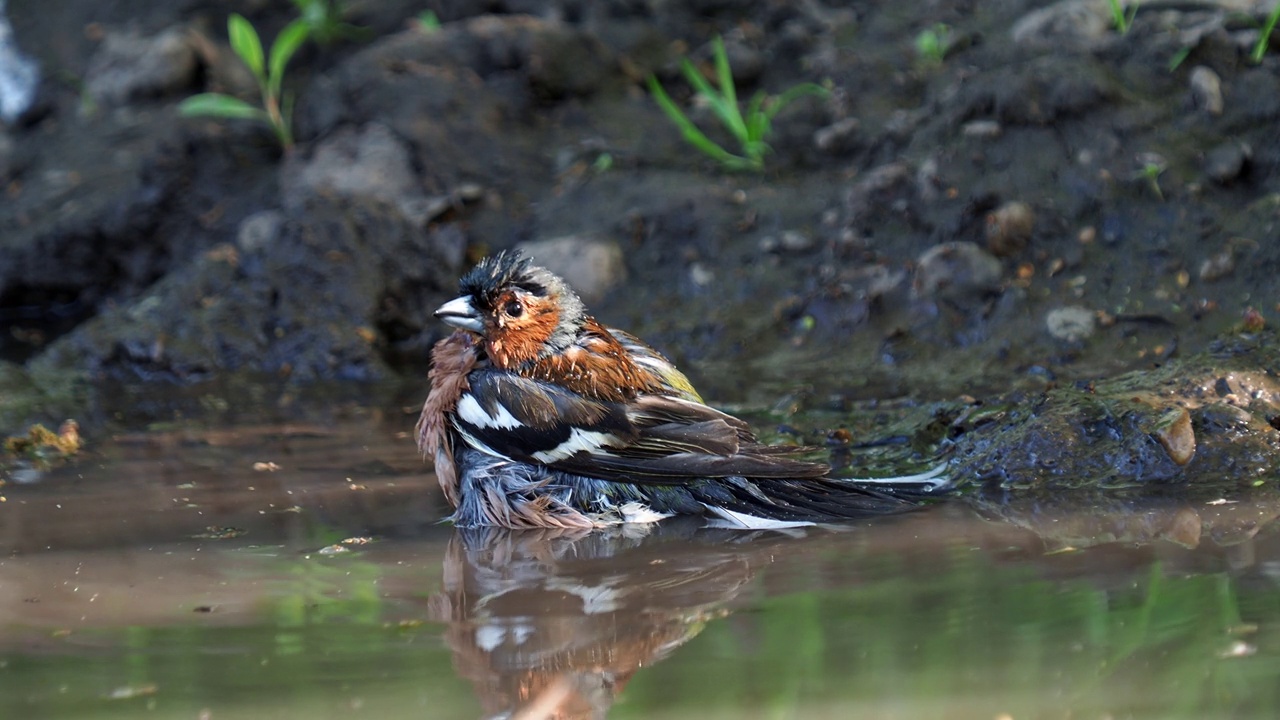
[425,518,808,719]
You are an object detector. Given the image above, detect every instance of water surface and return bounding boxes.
[3,415,1279,719]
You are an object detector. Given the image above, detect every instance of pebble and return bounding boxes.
[1010,0,1111,51]
[1152,406,1196,466]
[281,123,433,225]
[985,201,1035,257]
[1045,305,1096,342]
[1188,66,1223,116]
[516,235,626,303]
[1198,246,1235,282]
[813,117,860,153]
[237,211,285,254]
[85,27,198,104]
[1203,142,1250,184]
[961,120,1003,139]
[913,241,1003,301]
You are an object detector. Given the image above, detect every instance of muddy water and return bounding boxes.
[2,417,1279,719]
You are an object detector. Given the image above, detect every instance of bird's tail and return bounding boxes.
[689,465,951,530]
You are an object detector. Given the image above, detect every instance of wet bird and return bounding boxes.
[417,250,936,529]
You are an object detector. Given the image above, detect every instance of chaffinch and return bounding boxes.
[417,250,934,529]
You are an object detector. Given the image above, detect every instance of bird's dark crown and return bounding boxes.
[458,250,549,309]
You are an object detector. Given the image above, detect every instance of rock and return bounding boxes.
[0,8,39,123]
[845,162,912,228]
[84,27,197,104]
[1152,406,1196,466]
[961,120,1002,139]
[281,123,435,226]
[813,117,860,153]
[1046,305,1096,342]
[1010,0,1111,51]
[29,197,466,383]
[985,201,1035,257]
[1198,245,1235,282]
[236,211,285,254]
[516,236,626,303]
[913,242,1003,302]
[1203,142,1250,184]
[1189,65,1224,116]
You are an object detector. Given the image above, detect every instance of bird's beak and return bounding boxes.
[434,296,484,333]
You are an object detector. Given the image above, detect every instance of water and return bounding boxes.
[2,413,1279,719]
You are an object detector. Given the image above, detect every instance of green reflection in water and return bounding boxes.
[618,551,1280,719]
[2,533,1279,719]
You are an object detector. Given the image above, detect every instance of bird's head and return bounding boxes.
[434,250,587,368]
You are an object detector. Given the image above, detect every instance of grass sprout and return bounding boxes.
[1108,0,1138,35]
[1252,4,1280,63]
[914,23,952,64]
[178,14,308,150]
[292,0,370,45]
[647,36,828,172]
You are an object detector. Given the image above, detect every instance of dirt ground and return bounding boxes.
[2,0,1279,490]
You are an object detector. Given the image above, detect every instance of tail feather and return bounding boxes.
[688,476,918,525]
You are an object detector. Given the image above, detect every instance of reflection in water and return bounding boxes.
[426,521,796,719]
[970,483,1280,555]
[3,420,1280,718]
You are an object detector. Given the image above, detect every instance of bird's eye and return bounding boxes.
[504,300,524,318]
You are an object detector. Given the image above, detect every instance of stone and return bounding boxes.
[1152,406,1196,466]
[1203,142,1249,184]
[281,123,436,226]
[1046,306,1096,342]
[1189,65,1224,116]
[236,211,285,254]
[985,201,1035,257]
[516,236,626,303]
[913,241,1003,302]
[84,27,197,104]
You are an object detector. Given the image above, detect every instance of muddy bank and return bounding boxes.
[2,1,1280,490]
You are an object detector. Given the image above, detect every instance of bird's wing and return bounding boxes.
[453,370,827,483]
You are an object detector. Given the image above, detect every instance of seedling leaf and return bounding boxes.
[228,14,265,82]
[269,19,310,99]
[178,93,270,121]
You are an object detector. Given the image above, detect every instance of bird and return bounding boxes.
[417,250,939,529]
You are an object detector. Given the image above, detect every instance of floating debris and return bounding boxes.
[3,420,83,469]
[193,526,247,540]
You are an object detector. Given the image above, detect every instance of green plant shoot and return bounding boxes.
[647,36,828,172]
[292,0,371,45]
[1108,0,1138,35]
[178,14,309,150]
[1252,4,1280,63]
[914,24,951,64]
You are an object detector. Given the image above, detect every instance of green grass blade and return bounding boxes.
[1253,5,1280,63]
[228,14,265,83]
[268,19,310,99]
[678,58,747,142]
[712,37,737,110]
[679,58,718,101]
[764,83,828,120]
[647,75,754,171]
[178,93,270,121]
[745,91,768,142]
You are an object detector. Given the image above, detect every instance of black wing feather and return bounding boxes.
[454,369,827,484]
